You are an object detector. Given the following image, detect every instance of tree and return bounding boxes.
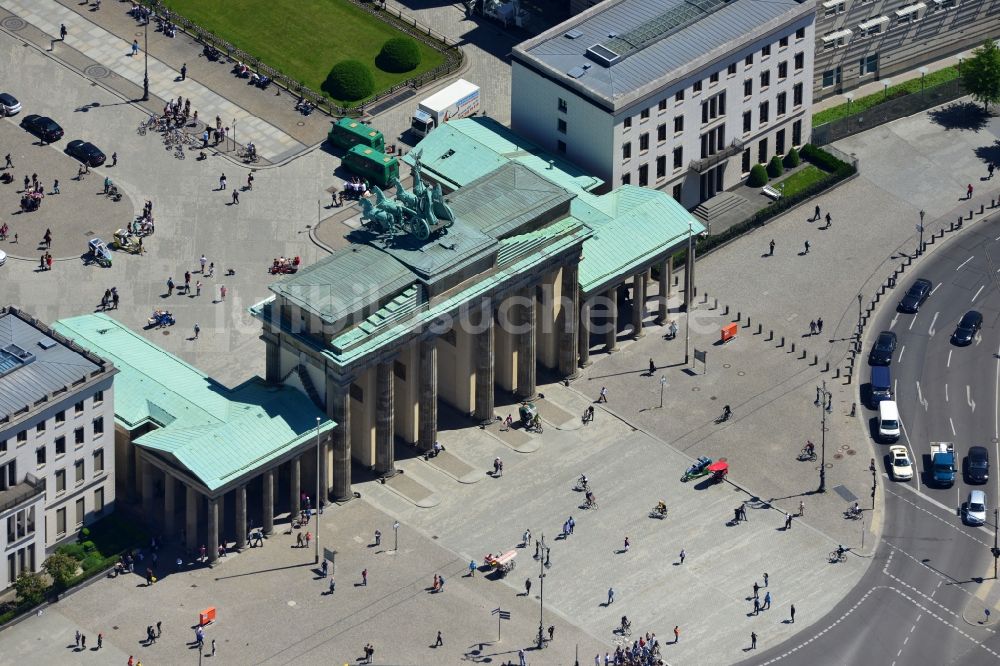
[43,552,79,588]
[747,164,768,187]
[767,155,785,178]
[322,60,376,101]
[962,40,1000,112]
[783,147,801,169]
[14,571,47,605]
[376,38,421,73]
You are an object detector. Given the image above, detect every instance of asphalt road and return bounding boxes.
[740,216,1000,666]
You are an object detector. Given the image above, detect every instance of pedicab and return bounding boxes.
[130,216,154,237]
[88,237,112,267]
[519,402,538,429]
[484,550,517,577]
[681,456,712,482]
[111,229,142,254]
[147,309,175,328]
[707,459,729,484]
[268,256,301,275]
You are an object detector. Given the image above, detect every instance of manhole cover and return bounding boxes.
[737,371,745,376]
[723,363,731,368]
[84,65,110,79]
[1,17,26,30]
[692,387,700,392]
[297,121,305,126]
[162,330,170,335]
[846,449,856,455]
[833,453,843,460]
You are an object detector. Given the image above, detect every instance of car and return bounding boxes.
[0,249,6,267]
[967,445,989,484]
[963,490,987,526]
[888,445,913,480]
[20,114,63,143]
[869,331,897,366]
[0,92,21,116]
[898,278,932,313]
[66,140,106,167]
[951,310,982,346]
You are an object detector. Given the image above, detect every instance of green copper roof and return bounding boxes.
[53,314,334,492]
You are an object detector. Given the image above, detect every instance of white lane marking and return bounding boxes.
[932,282,944,295]
[945,384,949,402]
[900,419,920,494]
[928,312,939,337]
[910,314,918,331]
[973,285,985,302]
[996,343,1000,441]
[898,345,905,364]
[948,349,953,368]
[950,417,956,436]
[916,381,928,411]
[888,486,992,548]
[891,312,900,329]
[969,385,977,413]
[957,256,975,271]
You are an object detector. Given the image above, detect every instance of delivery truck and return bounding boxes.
[410,79,480,138]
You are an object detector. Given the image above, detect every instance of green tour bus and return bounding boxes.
[343,145,399,189]
[328,117,385,152]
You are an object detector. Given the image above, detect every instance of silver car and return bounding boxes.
[963,490,987,526]
[0,93,21,116]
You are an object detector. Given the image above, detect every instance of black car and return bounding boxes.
[20,114,63,143]
[66,140,106,167]
[898,278,932,313]
[869,330,897,366]
[967,446,989,484]
[952,310,982,346]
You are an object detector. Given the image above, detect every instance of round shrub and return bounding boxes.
[747,164,768,187]
[767,155,784,178]
[322,60,375,101]
[81,540,96,552]
[376,37,421,73]
[783,147,801,168]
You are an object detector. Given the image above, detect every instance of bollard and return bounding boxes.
[811,353,817,364]
[791,342,796,353]
[874,292,880,303]
[980,204,985,215]
[993,198,996,208]
[767,330,773,341]
[703,293,709,304]
[845,372,852,385]
[958,218,963,229]
[969,210,974,220]
[744,316,751,329]
[778,336,785,347]
[834,367,840,379]
[756,323,763,335]
[823,361,829,372]
[713,298,718,310]
[723,304,730,316]
[879,284,885,295]
[735,311,741,323]
[950,221,955,231]
[800,349,806,360]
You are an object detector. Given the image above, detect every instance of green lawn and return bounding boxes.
[774,165,827,198]
[812,66,961,126]
[161,0,446,103]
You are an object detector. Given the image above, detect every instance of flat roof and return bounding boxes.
[513,0,812,109]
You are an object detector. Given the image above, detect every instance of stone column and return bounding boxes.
[418,338,438,451]
[264,334,281,384]
[657,257,671,324]
[516,287,537,400]
[185,485,198,552]
[329,380,352,501]
[559,264,579,379]
[375,361,395,475]
[141,460,155,524]
[631,273,646,339]
[235,484,247,551]
[163,475,176,538]
[605,287,619,353]
[207,498,219,564]
[289,456,301,518]
[684,244,696,311]
[578,298,592,368]
[262,469,275,536]
[474,308,495,423]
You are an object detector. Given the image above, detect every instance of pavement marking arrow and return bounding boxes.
[890,312,900,329]
[916,381,928,411]
[909,313,919,331]
[928,311,938,337]
[950,417,957,436]
[968,385,976,413]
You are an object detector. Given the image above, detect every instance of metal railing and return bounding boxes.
[140,0,463,116]
[0,475,44,515]
[689,139,745,173]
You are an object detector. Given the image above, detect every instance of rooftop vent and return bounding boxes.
[0,343,35,378]
[586,43,621,67]
[37,337,57,350]
[568,66,587,78]
[564,29,583,39]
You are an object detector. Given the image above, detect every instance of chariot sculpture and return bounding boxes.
[360,149,454,242]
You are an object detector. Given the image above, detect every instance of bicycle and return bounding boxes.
[798,444,817,462]
[174,144,186,160]
[584,497,599,510]
[844,507,862,520]
[829,548,848,563]
[620,619,632,637]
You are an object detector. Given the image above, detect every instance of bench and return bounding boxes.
[761,185,782,200]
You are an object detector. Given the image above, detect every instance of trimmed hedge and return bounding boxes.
[800,144,852,175]
[376,37,421,73]
[747,164,768,187]
[767,156,784,178]
[784,147,801,168]
[322,60,375,101]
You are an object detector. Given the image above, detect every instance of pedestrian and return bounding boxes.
[180,63,187,80]
[548,625,555,641]
[97,633,103,649]
[753,581,760,599]
[195,281,202,296]
[202,129,210,148]
[111,152,118,167]
[741,505,748,521]
[112,289,120,309]
[60,23,67,40]
[607,587,615,605]
[156,621,161,637]
[3,153,11,169]
[790,604,796,623]
[824,212,831,228]
[435,630,443,647]
[763,572,769,587]
[103,176,111,194]
[523,529,531,546]
[623,536,630,553]
[804,240,810,254]
[208,262,215,277]
[362,568,367,585]
[673,626,680,643]
[817,318,823,333]
[81,635,86,649]
[200,544,206,561]
[131,39,139,56]
[167,277,174,296]
[648,358,655,375]
[52,179,59,194]
[764,591,771,609]
[769,238,775,256]
[734,507,741,524]
[518,648,527,666]
[798,500,805,516]
[23,175,28,191]
[968,183,974,199]
[813,204,820,221]
[468,559,476,576]
[679,548,686,564]
[785,513,792,529]
[753,597,760,615]
[809,320,816,335]
[374,529,382,546]
[751,631,757,649]
[220,285,227,301]
[219,174,227,190]
[75,630,80,648]
[184,270,191,293]
[129,657,134,666]
[329,576,335,594]
[598,386,608,403]
[247,173,254,190]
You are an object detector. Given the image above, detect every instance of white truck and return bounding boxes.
[410,79,480,138]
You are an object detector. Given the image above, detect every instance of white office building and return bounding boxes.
[0,307,116,590]
[511,0,816,208]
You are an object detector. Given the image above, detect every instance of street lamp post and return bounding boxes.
[314,417,321,564]
[141,17,149,101]
[684,220,693,365]
[856,293,863,352]
[918,210,925,255]
[537,540,548,650]
[844,92,854,117]
[882,79,892,101]
[871,466,877,510]
[816,381,832,493]
[992,508,999,579]
[232,118,237,152]
[918,66,928,94]
[393,520,400,552]
[659,376,667,409]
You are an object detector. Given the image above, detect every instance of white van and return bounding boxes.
[878,400,900,442]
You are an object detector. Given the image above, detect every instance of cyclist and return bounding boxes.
[585,490,596,507]
[578,474,589,490]
[621,615,631,633]
[805,441,815,457]
[722,404,732,421]
[655,500,667,516]
[836,544,846,559]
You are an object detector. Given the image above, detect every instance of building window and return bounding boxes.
[558,98,567,113]
[658,99,667,112]
[671,184,683,201]
[821,67,842,88]
[778,61,788,79]
[758,137,768,163]
[56,469,65,494]
[36,421,46,434]
[16,430,27,444]
[56,508,66,538]
[824,1,845,16]
[779,36,789,48]
[658,123,668,141]
[822,31,849,50]
[743,79,752,97]
[793,119,802,146]
[745,54,753,68]
[93,417,104,436]
[94,448,104,473]
[36,446,46,467]
[94,391,104,404]
[622,142,632,160]
[75,459,85,485]
[640,109,650,121]
[349,383,364,402]
[556,140,566,154]
[777,92,787,116]
[795,26,805,39]
[776,129,786,155]
[623,117,632,130]
[74,427,84,445]
[743,110,752,133]
[639,133,649,152]
[693,81,702,94]
[55,436,66,456]
[557,119,567,134]
[74,401,84,415]
[0,439,5,454]
[762,45,771,58]
[793,82,804,106]
[638,164,649,186]
[760,71,770,89]
[673,116,684,134]
[621,173,631,186]
[759,101,770,124]
[75,497,85,528]
[673,146,683,169]
[656,155,666,179]
[859,54,879,77]
[94,487,104,513]
[794,52,804,71]
[55,410,65,425]
[742,148,751,173]
[709,72,719,84]
[728,62,737,76]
